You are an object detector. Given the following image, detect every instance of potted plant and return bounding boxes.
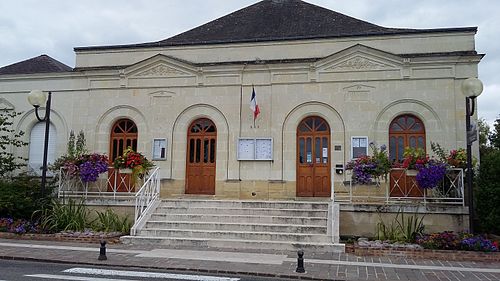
[401,147,428,176]
[113,147,154,185]
[346,143,391,185]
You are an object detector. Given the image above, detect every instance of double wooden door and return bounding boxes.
[185,118,216,195]
[296,116,331,197]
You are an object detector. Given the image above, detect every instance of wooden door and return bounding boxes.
[297,116,331,197]
[109,119,137,192]
[186,118,216,195]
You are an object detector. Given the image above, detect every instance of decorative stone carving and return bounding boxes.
[136,64,187,77]
[328,56,389,71]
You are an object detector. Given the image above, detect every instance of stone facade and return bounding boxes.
[0,1,482,201]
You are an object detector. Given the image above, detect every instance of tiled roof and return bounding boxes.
[0,55,72,75]
[75,0,476,51]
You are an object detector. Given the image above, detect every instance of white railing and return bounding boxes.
[58,167,137,199]
[334,168,464,205]
[130,167,161,236]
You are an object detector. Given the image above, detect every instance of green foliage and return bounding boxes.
[35,199,93,232]
[478,118,491,155]
[490,117,500,150]
[430,142,447,163]
[476,149,500,234]
[0,174,53,219]
[94,209,132,234]
[376,208,425,243]
[0,110,28,178]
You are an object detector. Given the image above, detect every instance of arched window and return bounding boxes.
[109,119,137,163]
[29,122,56,175]
[389,114,426,162]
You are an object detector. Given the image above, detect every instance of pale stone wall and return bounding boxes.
[0,30,481,200]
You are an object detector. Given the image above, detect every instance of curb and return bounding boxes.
[0,255,340,281]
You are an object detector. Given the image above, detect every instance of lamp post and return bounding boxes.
[461,77,483,234]
[27,90,52,196]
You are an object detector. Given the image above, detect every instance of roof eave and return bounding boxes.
[73,27,478,52]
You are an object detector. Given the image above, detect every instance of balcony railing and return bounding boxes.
[334,168,464,206]
[58,167,141,199]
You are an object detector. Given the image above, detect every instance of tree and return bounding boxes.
[490,116,500,150]
[0,110,28,178]
[477,118,490,156]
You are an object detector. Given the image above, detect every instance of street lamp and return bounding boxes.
[461,77,483,234]
[27,90,52,196]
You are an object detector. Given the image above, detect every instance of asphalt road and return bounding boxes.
[0,259,290,281]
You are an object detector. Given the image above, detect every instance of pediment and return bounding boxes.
[126,54,197,78]
[0,98,15,110]
[317,44,402,72]
[343,84,375,92]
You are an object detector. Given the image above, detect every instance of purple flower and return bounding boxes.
[415,160,447,189]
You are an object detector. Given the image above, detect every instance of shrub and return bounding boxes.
[0,174,53,219]
[376,208,425,243]
[476,150,500,234]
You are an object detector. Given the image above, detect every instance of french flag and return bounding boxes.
[249,87,260,121]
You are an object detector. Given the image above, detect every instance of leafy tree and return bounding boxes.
[476,149,500,234]
[0,110,28,178]
[477,118,491,156]
[490,116,500,150]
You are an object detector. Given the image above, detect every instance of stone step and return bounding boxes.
[144,221,327,234]
[120,236,345,253]
[160,199,329,210]
[137,228,329,243]
[149,213,327,226]
[155,206,327,217]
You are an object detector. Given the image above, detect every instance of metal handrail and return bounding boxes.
[130,167,160,235]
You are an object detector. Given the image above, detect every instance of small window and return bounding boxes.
[152,139,166,160]
[351,136,368,159]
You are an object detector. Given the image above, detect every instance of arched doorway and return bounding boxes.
[109,118,138,192]
[389,114,426,162]
[186,118,216,195]
[296,116,331,197]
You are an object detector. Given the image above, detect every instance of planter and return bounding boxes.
[405,169,418,176]
[119,168,133,174]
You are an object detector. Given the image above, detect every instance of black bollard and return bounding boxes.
[296,249,305,273]
[98,240,107,261]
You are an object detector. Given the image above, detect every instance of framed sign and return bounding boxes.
[152,138,167,160]
[237,138,273,161]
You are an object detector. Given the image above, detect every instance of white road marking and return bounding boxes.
[25,274,136,281]
[283,258,500,273]
[63,267,241,281]
[136,248,286,264]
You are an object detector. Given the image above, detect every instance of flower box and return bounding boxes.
[405,169,418,176]
[119,168,133,174]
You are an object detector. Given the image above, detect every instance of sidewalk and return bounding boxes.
[1,238,500,280]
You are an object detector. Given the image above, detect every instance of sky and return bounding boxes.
[0,0,498,125]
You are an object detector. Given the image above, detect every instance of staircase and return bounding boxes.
[121,199,344,253]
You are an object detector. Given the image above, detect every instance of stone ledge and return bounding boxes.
[0,232,122,244]
[347,243,500,262]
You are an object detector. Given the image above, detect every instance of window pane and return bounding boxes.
[389,137,396,162]
[397,137,404,162]
[418,136,424,148]
[322,137,328,164]
[299,138,305,164]
[306,137,312,163]
[118,139,124,156]
[409,136,416,148]
[317,122,327,131]
[210,139,215,163]
[204,139,209,163]
[189,139,195,163]
[315,137,321,163]
[391,123,403,131]
[412,123,422,132]
[196,139,201,163]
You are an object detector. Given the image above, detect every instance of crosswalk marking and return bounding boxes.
[25,274,135,281]
[63,267,240,281]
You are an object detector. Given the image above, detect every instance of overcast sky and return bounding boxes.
[0,0,498,125]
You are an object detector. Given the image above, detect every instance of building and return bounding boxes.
[0,0,481,240]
